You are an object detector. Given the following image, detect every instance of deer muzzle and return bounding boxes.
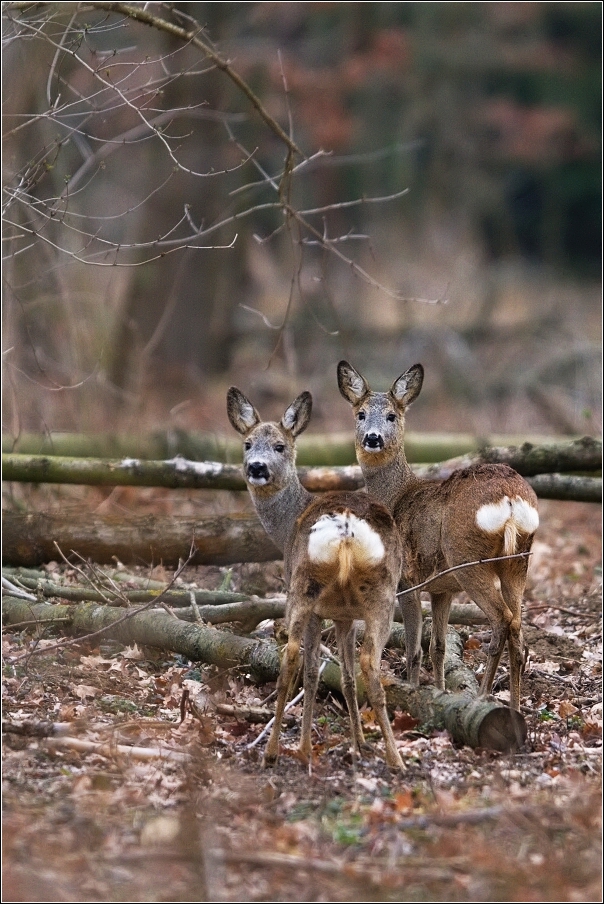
[363,432,384,451]
[246,461,270,483]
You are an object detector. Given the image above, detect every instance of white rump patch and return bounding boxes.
[308,511,385,567]
[475,497,511,533]
[510,497,539,533]
[476,496,539,535]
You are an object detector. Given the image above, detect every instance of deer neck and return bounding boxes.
[362,449,417,513]
[250,478,312,554]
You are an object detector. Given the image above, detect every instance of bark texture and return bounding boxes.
[2,511,280,567]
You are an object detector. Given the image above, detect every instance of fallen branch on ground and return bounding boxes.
[2,595,526,751]
[2,568,491,628]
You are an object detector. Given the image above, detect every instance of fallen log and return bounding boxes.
[1,595,525,752]
[2,570,490,631]
[2,573,250,608]
[3,446,601,501]
[523,473,602,503]
[424,436,601,478]
[0,454,366,492]
[3,429,556,466]
[2,511,280,567]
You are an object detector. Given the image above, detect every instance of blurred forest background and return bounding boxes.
[2,1,602,446]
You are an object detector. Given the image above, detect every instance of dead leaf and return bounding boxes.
[74,685,100,701]
[121,644,145,661]
[558,700,579,719]
[392,711,420,732]
[393,789,414,812]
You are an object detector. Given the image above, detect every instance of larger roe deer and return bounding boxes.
[337,361,539,711]
[227,387,404,768]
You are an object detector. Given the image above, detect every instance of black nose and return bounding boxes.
[363,432,383,450]
[247,461,270,480]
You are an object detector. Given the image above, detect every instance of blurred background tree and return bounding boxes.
[2,1,601,441]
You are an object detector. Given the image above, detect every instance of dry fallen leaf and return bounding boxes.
[558,700,579,719]
[392,710,420,732]
[74,685,100,701]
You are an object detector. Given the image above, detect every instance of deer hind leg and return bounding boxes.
[499,558,530,712]
[456,568,513,703]
[263,604,308,767]
[429,592,453,690]
[399,587,423,685]
[334,620,364,754]
[298,614,323,760]
[360,607,403,769]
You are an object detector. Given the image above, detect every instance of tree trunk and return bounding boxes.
[2,595,525,751]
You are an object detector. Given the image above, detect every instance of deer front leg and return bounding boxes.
[429,592,453,690]
[298,614,323,761]
[399,587,423,685]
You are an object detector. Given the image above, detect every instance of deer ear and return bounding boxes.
[390,364,424,406]
[281,391,312,437]
[227,387,261,435]
[337,360,369,405]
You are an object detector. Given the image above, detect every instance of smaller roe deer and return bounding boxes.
[337,360,539,711]
[227,387,403,768]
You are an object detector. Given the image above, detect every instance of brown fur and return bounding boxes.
[338,362,539,711]
[227,389,404,768]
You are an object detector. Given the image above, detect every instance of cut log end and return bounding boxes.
[477,706,527,752]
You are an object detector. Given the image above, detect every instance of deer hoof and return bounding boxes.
[262,752,278,768]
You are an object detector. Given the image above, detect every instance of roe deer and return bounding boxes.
[227,386,403,768]
[337,361,539,711]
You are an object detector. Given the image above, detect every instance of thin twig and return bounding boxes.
[397,552,532,598]
[247,659,329,750]
[1,576,37,602]
[9,541,198,663]
[86,1,304,159]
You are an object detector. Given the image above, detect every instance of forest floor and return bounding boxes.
[2,491,602,902]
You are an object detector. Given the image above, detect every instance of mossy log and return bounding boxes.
[4,571,489,629]
[2,595,525,752]
[3,437,601,501]
[1,573,249,607]
[4,429,552,466]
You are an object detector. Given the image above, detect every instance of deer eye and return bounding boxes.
[244,441,251,451]
[357,411,366,421]
[386,413,396,422]
[274,443,285,453]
